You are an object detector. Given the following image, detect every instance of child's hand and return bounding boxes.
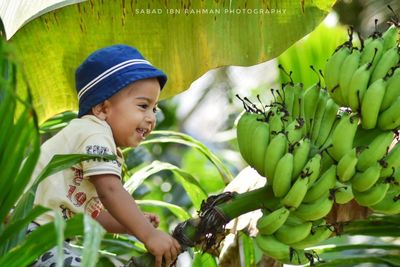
[144,229,181,267]
[143,212,160,228]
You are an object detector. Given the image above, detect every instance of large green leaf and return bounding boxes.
[310,255,400,267]
[342,214,400,237]
[9,0,335,123]
[124,160,207,209]
[136,130,233,183]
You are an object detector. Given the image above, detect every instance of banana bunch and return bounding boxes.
[324,24,400,130]
[240,89,340,264]
[235,23,400,265]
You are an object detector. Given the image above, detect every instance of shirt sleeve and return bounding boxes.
[78,133,122,178]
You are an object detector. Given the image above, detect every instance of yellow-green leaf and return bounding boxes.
[9,0,335,123]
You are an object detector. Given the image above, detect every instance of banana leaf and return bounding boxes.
[310,255,400,267]
[342,214,400,237]
[7,0,336,124]
[124,160,207,210]
[133,129,233,183]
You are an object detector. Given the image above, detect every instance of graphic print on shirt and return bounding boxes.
[85,144,121,167]
[67,167,87,207]
[85,197,103,218]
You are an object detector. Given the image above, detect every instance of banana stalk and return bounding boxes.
[130,186,276,266]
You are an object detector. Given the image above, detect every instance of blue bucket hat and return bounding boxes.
[75,44,167,117]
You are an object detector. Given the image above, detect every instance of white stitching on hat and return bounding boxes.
[78,59,152,99]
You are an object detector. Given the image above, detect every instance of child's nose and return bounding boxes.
[145,111,156,124]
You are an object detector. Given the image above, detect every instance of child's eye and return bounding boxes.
[138,104,148,109]
[153,107,158,113]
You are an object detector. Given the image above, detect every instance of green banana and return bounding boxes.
[268,106,285,135]
[301,82,321,133]
[264,132,288,184]
[250,122,270,175]
[330,86,347,107]
[303,165,336,203]
[360,36,384,69]
[315,99,340,148]
[381,141,400,178]
[311,90,329,143]
[279,250,310,265]
[370,47,400,83]
[360,78,387,129]
[273,152,294,198]
[292,138,311,178]
[337,148,358,182]
[255,234,291,260]
[325,46,351,93]
[257,207,290,235]
[275,221,313,245]
[328,112,359,161]
[319,134,333,153]
[377,96,400,130]
[281,82,296,117]
[339,49,361,105]
[348,63,373,111]
[320,150,335,174]
[357,131,394,171]
[351,162,382,192]
[380,68,400,111]
[281,176,309,210]
[291,83,304,119]
[255,234,309,265]
[291,223,333,249]
[245,118,265,167]
[333,181,354,204]
[353,182,390,206]
[382,24,399,51]
[303,153,322,186]
[255,234,290,260]
[353,126,385,148]
[237,112,259,165]
[369,184,400,215]
[286,118,305,144]
[293,195,334,221]
[284,213,306,225]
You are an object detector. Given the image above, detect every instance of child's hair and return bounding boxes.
[75,44,167,117]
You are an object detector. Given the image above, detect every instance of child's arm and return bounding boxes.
[96,211,160,233]
[95,210,129,233]
[90,174,181,267]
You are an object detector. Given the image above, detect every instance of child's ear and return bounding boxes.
[91,100,111,120]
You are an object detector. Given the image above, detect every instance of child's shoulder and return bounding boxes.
[43,115,114,150]
[69,115,111,134]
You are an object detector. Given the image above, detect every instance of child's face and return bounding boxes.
[105,78,160,147]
